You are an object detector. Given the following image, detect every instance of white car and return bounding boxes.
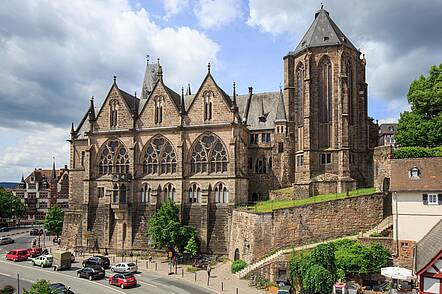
[111,262,138,273]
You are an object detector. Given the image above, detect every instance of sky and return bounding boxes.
[0,0,441,181]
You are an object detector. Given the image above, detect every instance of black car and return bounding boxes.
[30,228,43,236]
[82,256,110,269]
[49,283,74,294]
[77,266,105,281]
[0,227,9,232]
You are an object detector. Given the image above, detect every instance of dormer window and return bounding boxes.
[323,36,329,41]
[203,91,213,121]
[409,167,420,178]
[110,99,119,128]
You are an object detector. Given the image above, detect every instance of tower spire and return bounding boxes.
[51,156,56,179]
[232,82,237,106]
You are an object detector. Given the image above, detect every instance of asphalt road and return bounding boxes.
[0,231,216,294]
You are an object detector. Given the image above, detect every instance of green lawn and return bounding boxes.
[247,187,376,213]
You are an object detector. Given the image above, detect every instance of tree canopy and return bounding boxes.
[23,280,56,294]
[0,188,25,220]
[396,63,442,147]
[43,206,64,237]
[148,200,196,252]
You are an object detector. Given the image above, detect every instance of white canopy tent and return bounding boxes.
[381,267,414,281]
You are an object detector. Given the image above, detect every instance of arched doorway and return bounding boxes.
[234,248,240,261]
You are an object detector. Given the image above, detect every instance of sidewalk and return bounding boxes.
[139,258,266,294]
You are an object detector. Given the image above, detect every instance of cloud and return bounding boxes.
[194,0,242,29]
[0,123,70,181]
[163,0,189,18]
[246,0,442,114]
[0,0,219,181]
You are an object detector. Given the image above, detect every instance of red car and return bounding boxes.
[108,273,137,289]
[27,247,42,257]
[6,249,29,262]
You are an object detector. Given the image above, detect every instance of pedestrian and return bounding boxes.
[207,264,211,278]
[148,253,152,262]
[104,248,108,256]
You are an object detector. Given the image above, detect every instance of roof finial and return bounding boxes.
[134,91,137,98]
[208,62,211,73]
[113,76,117,84]
[157,58,160,65]
[146,54,150,63]
[186,83,191,95]
[180,86,186,115]
[70,122,75,134]
[233,82,237,106]
[51,156,56,179]
[321,2,323,9]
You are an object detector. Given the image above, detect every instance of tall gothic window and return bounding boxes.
[120,184,126,204]
[188,183,201,203]
[319,57,332,123]
[141,184,151,203]
[112,183,118,203]
[154,96,164,124]
[164,183,176,202]
[203,91,213,121]
[98,139,129,175]
[255,158,267,174]
[214,182,228,204]
[143,136,177,175]
[347,60,353,125]
[296,63,304,126]
[110,100,119,128]
[191,133,228,174]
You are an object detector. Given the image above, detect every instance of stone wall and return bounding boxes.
[393,240,416,269]
[373,146,393,193]
[229,193,384,263]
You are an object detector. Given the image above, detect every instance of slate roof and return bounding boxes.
[415,219,442,273]
[118,89,139,115]
[163,84,182,110]
[390,157,442,192]
[288,8,357,56]
[379,123,398,135]
[275,90,287,121]
[25,169,63,183]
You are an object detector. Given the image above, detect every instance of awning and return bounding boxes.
[381,267,414,281]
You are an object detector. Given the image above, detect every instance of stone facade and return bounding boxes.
[62,8,379,255]
[229,193,384,263]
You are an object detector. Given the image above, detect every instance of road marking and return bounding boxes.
[0,260,126,294]
[138,280,158,288]
[0,272,11,277]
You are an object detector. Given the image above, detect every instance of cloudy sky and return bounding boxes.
[0,0,441,181]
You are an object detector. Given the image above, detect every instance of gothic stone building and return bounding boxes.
[62,8,378,254]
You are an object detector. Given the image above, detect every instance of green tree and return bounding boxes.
[311,243,337,280]
[43,206,64,237]
[0,188,25,220]
[23,280,56,294]
[184,235,198,258]
[396,63,442,147]
[366,242,390,273]
[148,200,196,251]
[303,265,334,294]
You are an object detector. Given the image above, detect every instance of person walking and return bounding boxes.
[207,264,211,278]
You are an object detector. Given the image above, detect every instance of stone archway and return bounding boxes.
[234,248,240,261]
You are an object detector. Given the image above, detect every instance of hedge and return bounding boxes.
[393,146,442,159]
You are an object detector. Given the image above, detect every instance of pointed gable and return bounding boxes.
[288,8,357,57]
[95,83,136,131]
[138,79,182,128]
[186,72,234,124]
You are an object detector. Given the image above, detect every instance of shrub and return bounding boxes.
[393,146,442,159]
[231,259,248,273]
[369,232,383,237]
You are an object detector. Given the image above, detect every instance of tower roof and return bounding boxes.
[287,7,357,57]
[275,89,287,121]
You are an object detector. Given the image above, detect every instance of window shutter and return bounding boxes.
[438,194,442,205]
[423,194,428,205]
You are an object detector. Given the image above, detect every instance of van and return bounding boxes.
[6,249,29,262]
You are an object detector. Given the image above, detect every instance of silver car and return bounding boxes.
[111,262,137,273]
[0,237,14,245]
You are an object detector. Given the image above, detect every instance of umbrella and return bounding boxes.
[381,267,414,281]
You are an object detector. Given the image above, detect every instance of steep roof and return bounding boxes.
[379,123,398,135]
[236,91,281,130]
[275,90,287,121]
[287,8,357,57]
[415,219,442,273]
[118,88,139,115]
[390,157,442,192]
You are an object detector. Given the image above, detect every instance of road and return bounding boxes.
[0,231,216,294]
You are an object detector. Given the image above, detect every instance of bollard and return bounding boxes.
[181,268,184,277]
[155,262,158,271]
[207,276,209,286]
[236,287,238,294]
[221,282,224,292]
[194,272,196,281]
[145,260,148,269]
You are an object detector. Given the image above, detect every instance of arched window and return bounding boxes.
[98,139,129,175]
[141,184,151,203]
[143,136,177,175]
[203,91,213,121]
[112,183,118,203]
[164,183,176,202]
[191,133,228,174]
[154,96,164,124]
[120,184,126,204]
[255,158,267,174]
[188,183,201,203]
[214,183,228,204]
[319,57,332,123]
[296,63,304,126]
[110,100,119,128]
[346,60,353,125]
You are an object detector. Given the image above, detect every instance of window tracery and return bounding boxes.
[143,136,177,175]
[191,133,228,174]
[188,183,201,203]
[98,140,129,175]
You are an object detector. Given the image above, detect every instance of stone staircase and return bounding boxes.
[236,216,393,279]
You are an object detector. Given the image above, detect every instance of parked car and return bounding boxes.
[6,249,29,262]
[49,283,74,294]
[82,256,110,269]
[32,254,53,268]
[111,262,138,273]
[0,237,14,245]
[77,266,105,281]
[108,273,137,289]
[30,228,43,236]
[27,247,42,257]
[52,250,72,271]
[0,227,10,232]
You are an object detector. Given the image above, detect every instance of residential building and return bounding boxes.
[12,164,69,224]
[390,157,442,268]
[379,123,398,146]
